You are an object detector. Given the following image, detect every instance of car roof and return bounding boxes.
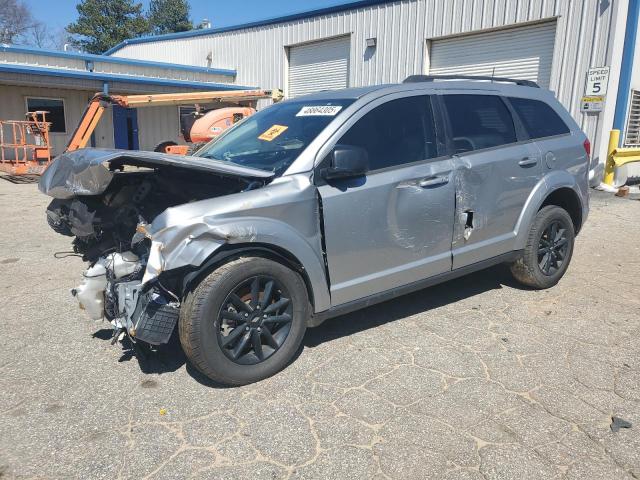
[289,80,551,102]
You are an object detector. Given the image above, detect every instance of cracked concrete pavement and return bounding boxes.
[0,180,639,479]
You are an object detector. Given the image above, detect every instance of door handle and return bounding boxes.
[419,176,449,188]
[518,157,538,167]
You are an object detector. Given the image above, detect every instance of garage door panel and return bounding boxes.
[429,22,556,88]
[288,36,350,97]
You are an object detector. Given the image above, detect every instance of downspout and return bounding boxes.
[612,0,639,143]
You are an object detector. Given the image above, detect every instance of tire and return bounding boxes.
[179,256,309,386]
[510,205,575,289]
[153,141,178,153]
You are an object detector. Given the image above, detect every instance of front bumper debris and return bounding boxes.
[113,281,180,346]
[72,251,180,346]
[129,290,180,345]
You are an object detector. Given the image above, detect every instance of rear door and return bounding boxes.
[317,93,456,306]
[508,96,583,174]
[441,93,542,268]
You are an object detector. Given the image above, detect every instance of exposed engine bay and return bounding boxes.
[40,148,273,345]
[46,167,248,263]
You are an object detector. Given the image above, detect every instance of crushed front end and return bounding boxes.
[39,148,273,346]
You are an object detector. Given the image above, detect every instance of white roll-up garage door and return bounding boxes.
[429,21,556,88]
[288,36,350,98]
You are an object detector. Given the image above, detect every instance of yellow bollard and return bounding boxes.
[603,129,620,186]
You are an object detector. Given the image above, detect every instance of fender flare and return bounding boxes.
[167,218,331,313]
[513,171,585,250]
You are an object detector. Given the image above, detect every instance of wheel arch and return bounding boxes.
[180,243,325,314]
[539,187,583,234]
[514,172,586,250]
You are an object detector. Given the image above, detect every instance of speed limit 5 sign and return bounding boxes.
[585,67,610,96]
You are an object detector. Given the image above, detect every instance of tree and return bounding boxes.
[0,0,34,44]
[66,0,149,54]
[148,0,193,35]
[25,22,68,50]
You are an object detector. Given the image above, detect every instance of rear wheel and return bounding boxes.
[179,257,309,386]
[510,205,575,289]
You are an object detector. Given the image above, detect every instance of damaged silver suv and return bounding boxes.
[40,76,590,385]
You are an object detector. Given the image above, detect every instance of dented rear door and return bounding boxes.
[441,93,543,269]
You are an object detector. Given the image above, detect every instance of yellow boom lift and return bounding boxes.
[66,88,284,155]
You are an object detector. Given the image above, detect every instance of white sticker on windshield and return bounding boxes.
[296,105,343,117]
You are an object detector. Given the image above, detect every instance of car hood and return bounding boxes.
[39,148,274,199]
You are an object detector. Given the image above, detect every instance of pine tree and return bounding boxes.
[148,0,193,35]
[66,0,149,54]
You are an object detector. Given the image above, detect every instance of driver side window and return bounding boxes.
[338,95,438,171]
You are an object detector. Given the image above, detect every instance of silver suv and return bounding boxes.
[41,76,590,385]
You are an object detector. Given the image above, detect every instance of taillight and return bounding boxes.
[583,138,591,157]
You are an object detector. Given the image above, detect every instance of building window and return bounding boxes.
[624,90,640,147]
[26,98,66,133]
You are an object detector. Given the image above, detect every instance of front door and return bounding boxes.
[317,95,455,307]
[440,93,543,268]
[113,105,139,150]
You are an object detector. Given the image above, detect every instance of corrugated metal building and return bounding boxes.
[107,0,639,177]
[0,45,247,155]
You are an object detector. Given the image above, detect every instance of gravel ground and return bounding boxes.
[0,179,639,480]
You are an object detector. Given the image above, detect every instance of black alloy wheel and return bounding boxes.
[509,205,575,289]
[537,221,569,276]
[217,276,293,365]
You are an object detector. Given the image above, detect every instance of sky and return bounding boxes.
[25,0,357,33]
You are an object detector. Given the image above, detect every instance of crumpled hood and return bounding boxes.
[38,148,274,200]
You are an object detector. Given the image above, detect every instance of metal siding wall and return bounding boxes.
[112,0,617,161]
[0,81,201,154]
[136,106,184,152]
[0,85,95,155]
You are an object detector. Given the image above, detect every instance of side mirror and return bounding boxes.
[322,145,369,180]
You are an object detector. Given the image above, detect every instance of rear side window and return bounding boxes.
[442,94,517,153]
[509,97,570,139]
[339,95,438,171]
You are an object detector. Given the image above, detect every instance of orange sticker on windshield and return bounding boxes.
[258,124,288,141]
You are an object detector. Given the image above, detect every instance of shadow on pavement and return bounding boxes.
[91,264,524,387]
[304,264,524,347]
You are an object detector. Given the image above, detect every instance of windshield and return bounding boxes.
[196,98,354,176]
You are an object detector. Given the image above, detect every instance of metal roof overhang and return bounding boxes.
[0,63,254,90]
[0,45,237,77]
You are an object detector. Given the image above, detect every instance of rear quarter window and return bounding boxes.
[509,97,570,139]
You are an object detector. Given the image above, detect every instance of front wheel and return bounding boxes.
[179,257,309,386]
[510,205,575,289]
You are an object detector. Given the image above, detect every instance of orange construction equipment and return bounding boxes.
[162,106,256,155]
[0,111,52,175]
[66,89,283,154]
[188,106,255,143]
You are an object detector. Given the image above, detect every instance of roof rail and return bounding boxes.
[403,74,540,88]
